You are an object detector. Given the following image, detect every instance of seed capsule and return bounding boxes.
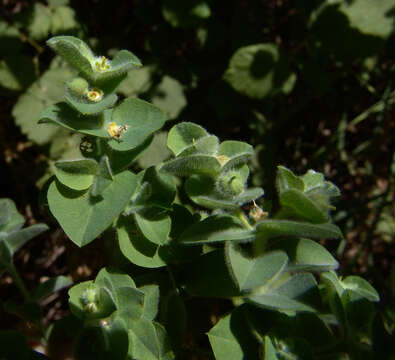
[67,77,89,97]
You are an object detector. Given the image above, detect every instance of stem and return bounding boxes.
[235,209,253,230]
[8,265,31,302]
[8,265,48,343]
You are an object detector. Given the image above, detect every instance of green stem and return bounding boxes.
[8,265,31,302]
[235,209,253,230]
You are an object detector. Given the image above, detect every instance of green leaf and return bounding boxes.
[38,102,108,138]
[279,189,329,223]
[25,3,52,40]
[224,43,295,99]
[184,248,241,297]
[13,64,74,145]
[247,273,320,312]
[116,286,145,324]
[48,171,137,247]
[50,5,79,34]
[74,315,129,360]
[185,175,263,210]
[269,238,338,273]
[0,22,22,56]
[94,267,136,290]
[276,166,304,194]
[322,271,379,302]
[68,281,116,320]
[140,166,176,209]
[256,220,342,241]
[32,275,72,301]
[163,0,211,28]
[226,244,288,292]
[177,135,219,157]
[117,217,166,268]
[263,336,279,360]
[151,75,187,120]
[180,214,254,245]
[128,318,174,360]
[341,276,380,302]
[0,55,36,91]
[0,199,24,233]
[207,306,259,360]
[48,36,142,84]
[47,36,94,77]
[339,0,395,38]
[135,213,171,246]
[167,122,209,156]
[107,98,166,151]
[117,65,153,97]
[107,135,153,174]
[65,84,118,115]
[90,156,114,196]
[0,199,12,228]
[160,154,221,176]
[217,140,254,170]
[138,132,171,169]
[54,158,98,190]
[5,224,49,256]
[140,285,160,321]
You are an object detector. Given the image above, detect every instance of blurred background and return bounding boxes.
[0,0,394,345]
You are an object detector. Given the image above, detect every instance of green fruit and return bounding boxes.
[217,169,245,197]
[67,77,89,97]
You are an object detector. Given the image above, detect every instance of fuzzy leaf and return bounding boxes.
[217,140,254,170]
[135,213,171,246]
[256,220,342,241]
[128,319,174,360]
[117,217,166,268]
[247,273,320,312]
[38,102,108,138]
[167,122,209,156]
[54,158,98,191]
[269,238,338,273]
[279,189,329,223]
[107,98,166,151]
[160,155,221,177]
[5,224,49,256]
[276,165,304,194]
[47,36,95,78]
[180,214,254,244]
[48,171,137,247]
[208,306,259,360]
[226,244,288,292]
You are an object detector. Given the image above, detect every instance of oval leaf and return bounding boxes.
[48,171,137,247]
[54,158,98,190]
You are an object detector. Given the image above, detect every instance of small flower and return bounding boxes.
[107,122,129,141]
[87,88,104,102]
[95,56,111,72]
